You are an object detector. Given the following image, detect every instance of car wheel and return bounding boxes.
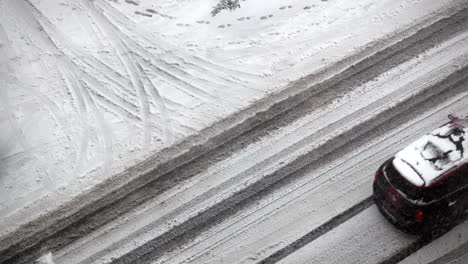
[423,207,461,240]
[428,216,451,238]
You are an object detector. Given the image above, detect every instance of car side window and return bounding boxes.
[449,167,465,192]
[428,168,462,198]
[461,164,468,186]
[462,164,468,208]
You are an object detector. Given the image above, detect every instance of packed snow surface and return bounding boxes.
[47,25,468,264]
[0,0,465,237]
[394,117,468,186]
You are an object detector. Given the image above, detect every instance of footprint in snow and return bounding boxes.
[260,14,273,20]
[125,0,138,6]
[143,8,175,19]
[218,24,232,28]
[135,11,152,17]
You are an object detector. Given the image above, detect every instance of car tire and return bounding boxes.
[422,207,461,240]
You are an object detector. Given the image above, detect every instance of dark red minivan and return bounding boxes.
[373,115,468,239]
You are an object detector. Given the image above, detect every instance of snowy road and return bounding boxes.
[279,206,417,264]
[398,218,468,264]
[139,89,468,264]
[2,1,468,264]
[28,24,468,264]
[280,207,468,264]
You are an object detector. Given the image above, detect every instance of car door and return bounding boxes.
[461,163,468,210]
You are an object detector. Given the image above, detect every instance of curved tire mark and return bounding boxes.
[60,68,91,173]
[95,1,250,104]
[19,0,114,172]
[97,0,263,82]
[135,61,174,144]
[24,0,142,121]
[85,0,152,146]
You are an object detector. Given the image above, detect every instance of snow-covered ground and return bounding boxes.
[399,219,468,264]
[2,0,468,263]
[279,206,417,264]
[41,25,468,263]
[1,0,466,239]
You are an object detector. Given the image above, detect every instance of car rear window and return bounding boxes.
[384,159,423,201]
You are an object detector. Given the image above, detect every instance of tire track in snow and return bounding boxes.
[62,46,454,262]
[260,197,374,264]
[86,0,150,146]
[90,0,238,141]
[24,0,145,123]
[79,78,113,174]
[95,15,233,108]
[60,68,92,173]
[30,15,141,122]
[87,0,175,145]
[398,215,468,264]
[97,0,264,84]
[36,13,468,260]
[153,80,468,264]
[21,0,175,146]
[0,25,30,153]
[111,63,468,264]
[379,217,468,264]
[95,1,232,103]
[278,205,418,264]
[153,106,422,264]
[145,65,468,262]
[63,63,114,174]
[4,5,468,264]
[136,62,174,144]
[58,50,113,174]
[96,0,263,94]
[278,204,467,264]
[13,0,114,173]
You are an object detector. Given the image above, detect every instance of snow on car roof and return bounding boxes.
[393,116,468,187]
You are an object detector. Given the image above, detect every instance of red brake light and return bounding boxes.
[415,210,424,223]
[375,170,381,180]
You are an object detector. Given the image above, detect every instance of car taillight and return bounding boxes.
[415,210,424,223]
[375,170,380,181]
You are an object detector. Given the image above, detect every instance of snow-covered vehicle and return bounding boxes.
[373,115,468,239]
